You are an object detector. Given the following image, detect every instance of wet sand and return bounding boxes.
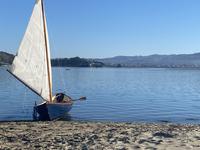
[0,121,200,150]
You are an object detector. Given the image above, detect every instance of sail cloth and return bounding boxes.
[10,0,52,101]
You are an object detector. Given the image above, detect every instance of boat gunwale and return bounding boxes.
[37,101,73,106]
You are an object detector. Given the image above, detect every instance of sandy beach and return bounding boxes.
[0,121,200,150]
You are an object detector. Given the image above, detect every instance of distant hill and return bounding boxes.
[2,51,200,68]
[96,53,200,68]
[0,51,14,65]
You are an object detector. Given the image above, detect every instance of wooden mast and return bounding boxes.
[41,0,53,102]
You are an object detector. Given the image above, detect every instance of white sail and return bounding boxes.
[10,0,52,101]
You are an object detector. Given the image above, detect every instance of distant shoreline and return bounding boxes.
[2,51,200,68]
[2,65,200,69]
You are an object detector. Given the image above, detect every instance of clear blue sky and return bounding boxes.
[1,0,200,58]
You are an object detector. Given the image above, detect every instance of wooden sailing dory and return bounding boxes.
[8,0,85,120]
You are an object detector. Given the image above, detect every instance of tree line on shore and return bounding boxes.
[51,57,104,67]
[0,51,104,67]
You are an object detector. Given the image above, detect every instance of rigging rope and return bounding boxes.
[50,35,67,94]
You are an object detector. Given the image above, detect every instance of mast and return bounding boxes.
[41,0,52,102]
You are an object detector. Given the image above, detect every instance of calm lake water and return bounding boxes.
[1,67,200,123]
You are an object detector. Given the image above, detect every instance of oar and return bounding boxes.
[72,96,87,102]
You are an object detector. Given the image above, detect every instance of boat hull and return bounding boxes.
[34,102,73,121]
[47,103,73,120]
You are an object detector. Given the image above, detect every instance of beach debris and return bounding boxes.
[153,132,174,138]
